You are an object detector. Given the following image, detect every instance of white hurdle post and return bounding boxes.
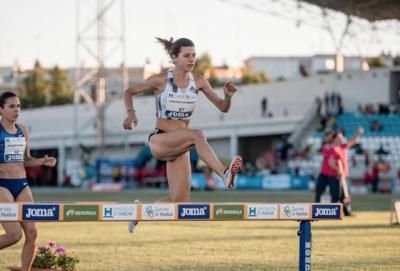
[0,202,342,271]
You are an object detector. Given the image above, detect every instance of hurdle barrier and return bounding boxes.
[0,202,342,271]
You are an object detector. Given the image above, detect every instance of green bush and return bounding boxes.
[32,241,79,271]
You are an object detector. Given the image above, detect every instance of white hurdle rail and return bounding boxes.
[0,202,343,271]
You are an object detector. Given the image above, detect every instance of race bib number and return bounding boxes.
[165,92,197,119]
[4,137,25,162]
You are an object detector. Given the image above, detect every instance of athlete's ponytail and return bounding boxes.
[156,37,195,58]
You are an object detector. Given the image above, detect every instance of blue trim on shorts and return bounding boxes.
[0,178,29,199]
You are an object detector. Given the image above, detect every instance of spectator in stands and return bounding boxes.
[379,159,391,193]
[365,104,376,115]
[371,160,380,193]
[357,103,364,115]
[375,144,390,156]
[261,96,268,117]
[283,107,289,117]
[370,119,383,132]
[364,150,371,167]
[277,136,293,162]
[330,92,336,114]
[319,129,333,152]
[0,92,57,271]
[337,92,344,114]
[112,165,122,182]
[242,162,256,177]
[315,97,322,116]
[378,103,390,114]
[299,64,309,77]
[203,167,216,191]
[123,37,243,233]
[324,92,330,116]
[371,158,391,193]
[315,131,342,203]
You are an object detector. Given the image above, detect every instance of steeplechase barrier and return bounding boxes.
[0,202,342,271]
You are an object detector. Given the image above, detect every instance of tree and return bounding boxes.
[393,55,400,66]
[193,52,219,87]
[367,55,386,68]
[21,60,49,108]
[49,66,73,105]
[240,71,271,85]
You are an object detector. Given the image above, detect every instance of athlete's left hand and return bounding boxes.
[223,81,237,98]
[42,155,57,167]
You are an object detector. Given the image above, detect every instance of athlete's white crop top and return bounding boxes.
[155,71,198,120]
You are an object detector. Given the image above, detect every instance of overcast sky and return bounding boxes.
[0,0,398,69]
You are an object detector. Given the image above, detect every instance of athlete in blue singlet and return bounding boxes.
[123,37,243,233]
[0,92,57,271]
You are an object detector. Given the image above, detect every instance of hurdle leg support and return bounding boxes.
[298,221,312,271]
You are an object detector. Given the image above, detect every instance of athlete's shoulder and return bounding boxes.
[148,72,168,83]
[192,72,205,80]
[192,73,207,88]
[143,73,167,90]
[153,71,168,79]
[16,123,29,135]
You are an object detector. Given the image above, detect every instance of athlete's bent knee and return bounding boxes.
[192,129,207,143]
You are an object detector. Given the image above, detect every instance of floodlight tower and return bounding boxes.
[73,0,127,155]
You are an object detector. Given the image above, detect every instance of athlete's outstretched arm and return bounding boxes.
[20,125,57,168]
[123,74,163,130]
[347,126,364,149]
[196,74,237,113]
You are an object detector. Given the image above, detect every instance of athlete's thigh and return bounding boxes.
[16,187,37,235]
[150,128,197,160]
[16,186,34,203]
[0,187,22,235]
[167,152,191,201]
[0,187,14,202]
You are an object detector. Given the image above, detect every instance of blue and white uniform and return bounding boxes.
[155,71,198,120]
[0,123,28,199]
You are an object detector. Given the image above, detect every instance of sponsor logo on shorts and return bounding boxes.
[247,204,278,219]
[0,204,18,221]
[178,204,210,219]
[63,205,98,221]
[102,204,137,220]
[142,204,175,220]
[214,205,244,220]
[312,204,341,219]
[280,204,310,220]
[22,204,59,221]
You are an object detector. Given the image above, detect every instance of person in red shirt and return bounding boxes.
[315,132,343,203]
[335,127,363,215]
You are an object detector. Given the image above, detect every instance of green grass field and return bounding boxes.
[1,190,399,271]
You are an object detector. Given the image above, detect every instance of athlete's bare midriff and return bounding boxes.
[156,118,190,132]
[0,163,26,179]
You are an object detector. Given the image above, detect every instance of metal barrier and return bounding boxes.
[0,202,342,271]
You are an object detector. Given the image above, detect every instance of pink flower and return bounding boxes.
[54,246,67,255]
[48,240,57,248]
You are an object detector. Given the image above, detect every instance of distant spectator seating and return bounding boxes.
[288,112,400,189]
[334,112,400,137]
